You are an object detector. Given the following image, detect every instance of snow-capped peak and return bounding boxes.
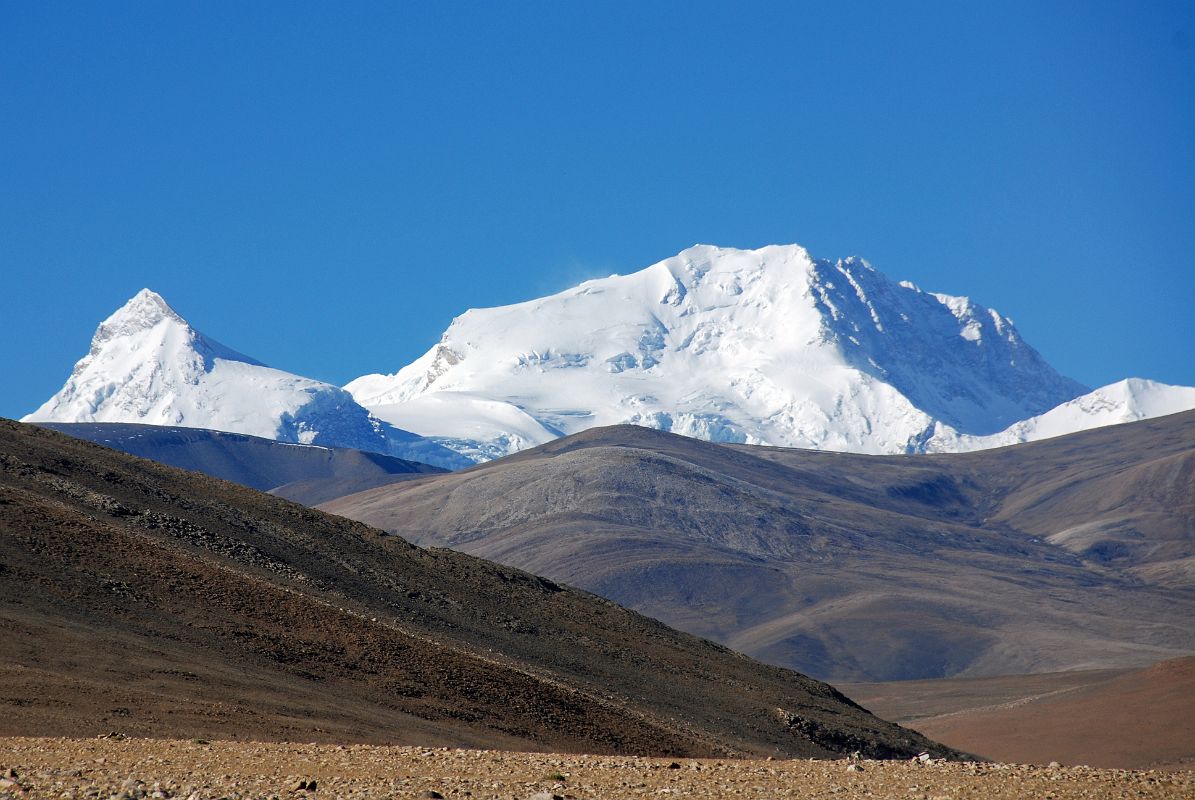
[30,252,1190,469]
[75,288,261,378]
[348,243,1091,460]
[25,289,468,469]
[929,378,1195,451]
[106,288,179,330]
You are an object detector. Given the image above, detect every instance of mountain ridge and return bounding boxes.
[321,410,1195,681]
[347,244,1189,461]
[22,245,1195,465]
[22,290,468,470]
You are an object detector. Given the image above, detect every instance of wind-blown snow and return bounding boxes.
[24,289,468,469]
[347,244,1092,460]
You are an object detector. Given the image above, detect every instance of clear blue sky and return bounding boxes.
[2,1,1192,420]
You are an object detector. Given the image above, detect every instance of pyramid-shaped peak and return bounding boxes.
[84,288,262,368]
[129,287,171,307]
[98,288,187,337]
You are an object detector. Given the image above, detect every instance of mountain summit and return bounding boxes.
[347,244,1093,460]
[27,249,1195,466]
[24,290,467,469]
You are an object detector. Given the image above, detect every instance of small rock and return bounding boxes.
[846,763,864,772]
[667,762,681,769]
[1048,761,1062,768]
[422,792,444,799]
[527,793,562,800]
[0,778,19,790]
[917,752,932,763]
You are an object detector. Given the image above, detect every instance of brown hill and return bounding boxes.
[845,656,1195,769]
[0,419,951,759]
[322,412,1195,681]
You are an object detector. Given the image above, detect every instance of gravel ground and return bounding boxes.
[1,737,1192,800]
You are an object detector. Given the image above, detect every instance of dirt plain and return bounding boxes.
[846,656,1195,770]
[2,737,1193,800]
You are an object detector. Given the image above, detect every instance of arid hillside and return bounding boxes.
[0,419,949,759]
[323,412,1195,681]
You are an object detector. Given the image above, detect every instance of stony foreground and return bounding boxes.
[1,738,1192,800]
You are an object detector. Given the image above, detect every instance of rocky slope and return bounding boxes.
[0,419,949,759]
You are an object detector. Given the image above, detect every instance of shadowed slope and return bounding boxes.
[0,419,950,759]
[36,421,441,504]
[323,413,1195,681]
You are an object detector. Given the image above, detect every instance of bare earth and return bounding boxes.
[1,738,1193,800]
[844,656,1195,770]
[322,415,1195,682]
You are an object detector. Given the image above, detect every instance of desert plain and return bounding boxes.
[3,737,1195,800]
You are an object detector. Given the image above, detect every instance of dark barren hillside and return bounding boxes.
[323,411,1195,682]
[36,421,441,505]
[0,419,950,759]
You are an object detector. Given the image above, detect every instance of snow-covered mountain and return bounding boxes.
[28,250,1194,468]
[928,378,1195,452]
[24,289,468,469]
[347,244,1099,460]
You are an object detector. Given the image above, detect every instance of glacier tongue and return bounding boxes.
[24,289,469,470]
[347,244,1093,460]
